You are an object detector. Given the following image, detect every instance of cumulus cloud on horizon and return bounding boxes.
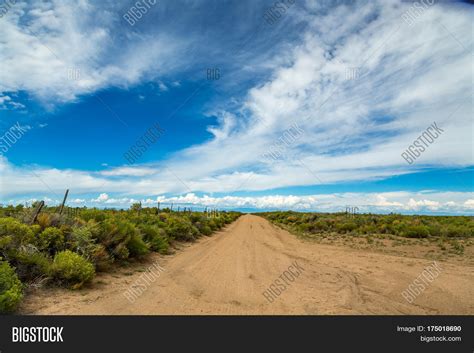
[6,191,474,215]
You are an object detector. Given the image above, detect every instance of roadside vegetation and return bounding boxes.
[0,203,240,313]
[261,211,473,258]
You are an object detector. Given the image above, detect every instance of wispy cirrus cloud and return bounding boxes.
[0,0,188,105]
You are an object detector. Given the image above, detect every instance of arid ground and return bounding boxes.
[20,215,474,315]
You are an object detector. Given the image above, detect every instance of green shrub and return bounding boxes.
[165,216,198,241]
[67,226,111,270]
[80,209,107,223]
[0,218,35,246]
[8,249,51,281]
[297,223,313,233]
[336,222,358,233]
[261,212,474,241]
[189,214,204,223]
[113,244,130,260]
[148,233,169,253]
[313,221,328,232]
[426,224,442,237]
[206,217,225,231]
[0,261,23,313]
[89,244,112,271]
[37,227,64,254]
[206,218,219,231]
[200,224,213,236]
[51,250,95,288]
[30,225,41,236]
[68,226,94,251]
[95,219,140,260]
[442,225,472,238]
[449,240,464,254]
[36,213,52,229]
[360,224,377,235]
[126,234,149,257]
[139,225,169,253]
[0,235,13,253]
[48,213,68,228]
[404,225,430,238]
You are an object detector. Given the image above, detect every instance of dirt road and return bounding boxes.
[21,215,474,314]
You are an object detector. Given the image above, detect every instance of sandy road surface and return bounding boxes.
[21,215,474,314]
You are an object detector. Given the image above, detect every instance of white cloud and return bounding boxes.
[100,167,157,177]
[0,0,186,105]
[4,190,474,214]
[158,82,168,92]
[464,199,474,209]
[122,191,474,214]
[92,193,109,202]
[103,0,470,196]
[0,95,11,107]
[374,195,403,207]
[0,94,25,110]
[70,198,85,204]
[406,198,440,210]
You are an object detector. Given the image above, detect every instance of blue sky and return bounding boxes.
[0,0,473,214]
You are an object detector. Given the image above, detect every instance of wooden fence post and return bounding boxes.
[59,189,69,215]
[31,201,45,224]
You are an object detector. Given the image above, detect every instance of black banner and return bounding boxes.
[0,316,472,352]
